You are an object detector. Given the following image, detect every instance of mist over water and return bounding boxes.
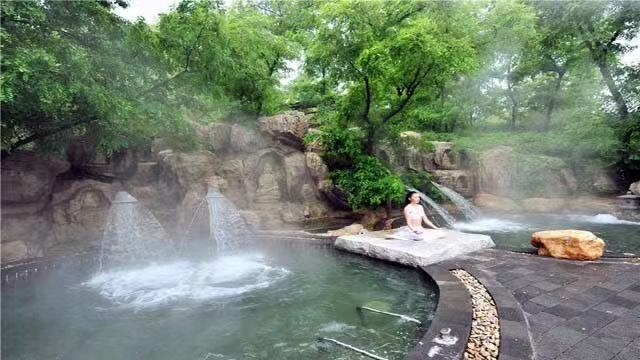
[454,213,640,253]
[85,254,289,310]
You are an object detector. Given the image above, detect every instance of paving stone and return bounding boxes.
[529,294,563,307]
[607,295,640,309]
[521,300,547,314]
[500,319,529,340]
[536,336,573,360]
[543,325,589,346]
[420,249,640,360]
[545,275,578,286]
[593,301,633,316]
[599,281,635,291]
[584,286,619,299]
[532,280,563,291]
[546,287,582,301]
[513,285,545,302]
[597,317,640,339]
[617,289,640,303]
[555,340,617,360]
[544,304,584,320]
[582,335,633,355]
[562,292,605,309]
[613,343,640,360]
[528,311,566,337]
[564,309,617,335]
[504,276,538,290]
[499,306,523,322]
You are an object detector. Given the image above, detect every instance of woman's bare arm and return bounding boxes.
[419,207,439,229]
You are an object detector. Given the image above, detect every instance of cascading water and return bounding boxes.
[432,182,479,220]
[406,187,455,228]
[99,191,174,270]
[205,185,251,254]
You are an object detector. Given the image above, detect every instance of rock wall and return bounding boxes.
[1,111,339,264]
[376,133,625,215]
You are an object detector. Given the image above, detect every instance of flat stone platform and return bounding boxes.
[334,229,495,267]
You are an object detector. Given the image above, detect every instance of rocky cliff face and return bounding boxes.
[1,111,339,264]
[377,133,625,215]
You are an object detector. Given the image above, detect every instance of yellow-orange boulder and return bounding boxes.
[531,230,605,261]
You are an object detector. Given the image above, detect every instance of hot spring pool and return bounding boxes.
[2,245,436,360]
[454,213,640,255]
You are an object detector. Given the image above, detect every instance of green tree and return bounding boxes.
[305,0,476,154]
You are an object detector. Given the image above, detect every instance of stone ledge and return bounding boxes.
[334,230,495,267]
[409,264,472,360]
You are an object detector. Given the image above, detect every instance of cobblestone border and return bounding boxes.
[414,260,535,360]
[451,269,499,360]
[409,264,472,360]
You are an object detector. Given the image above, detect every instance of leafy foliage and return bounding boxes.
[332,155,405,210]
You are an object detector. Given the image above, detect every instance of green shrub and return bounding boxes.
[332,155,405,210]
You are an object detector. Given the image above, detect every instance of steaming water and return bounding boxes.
[432,183,479,220]
[2,246,436,360]
[99,191,174,269]
[206,187,250,253]
[407,187,455,228]
[456,213,640,254]
[454,218,529,232]
[85,254,289,309]
[568,213,640,226]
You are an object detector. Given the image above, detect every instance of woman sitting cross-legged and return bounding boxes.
[394,191,447,241]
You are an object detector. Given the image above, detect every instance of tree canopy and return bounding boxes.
[1,0,639,206]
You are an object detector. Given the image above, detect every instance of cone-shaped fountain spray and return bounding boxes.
[99,191,174,270]
[205,184,251,254]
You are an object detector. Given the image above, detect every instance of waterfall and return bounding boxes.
[100,191,174,270]
[205,185,251,253]
[406,187,455,228]
[432,183,479,220]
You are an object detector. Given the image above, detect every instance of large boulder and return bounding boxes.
[318,179,351,211]
[328,223,365,236]
[50,180,112,252]
[229,124,271,153]
[1,214,51,261]
[478,146,577,198]
[521,197,567,213]
[432,142,459,170]
[208,122,232,152]
[157,150,217,199]
[305,152,328,183]
[473,193,521,212]
[283,152,309,201]
[531,230,605,261]
[591,169,620,194]
[2,240,29,263]
[565,196,618,214]
[630,181,640,195]
[259,111,309,150]
[1,151,70,204]
[431,170,475,197]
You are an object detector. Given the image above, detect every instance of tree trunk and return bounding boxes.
[595,58,629,119]
[542,71,565,132]
[584,39,629,120]
[364,125,377,155]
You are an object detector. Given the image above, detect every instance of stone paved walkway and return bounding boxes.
[454,249,640,360]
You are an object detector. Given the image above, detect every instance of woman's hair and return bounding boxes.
[405,191,419,206]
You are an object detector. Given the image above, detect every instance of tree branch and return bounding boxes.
[9,117,97,153]
[381,67,424,124]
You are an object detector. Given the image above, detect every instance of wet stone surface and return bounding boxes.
[455,249,640,360]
